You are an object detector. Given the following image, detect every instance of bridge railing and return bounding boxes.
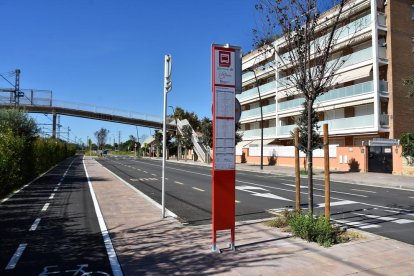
[0,89,165,124]
[52,100,163,123]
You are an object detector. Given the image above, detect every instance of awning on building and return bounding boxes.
[236,140,253,149]
[334,65,373,84]
[248,139,276,147]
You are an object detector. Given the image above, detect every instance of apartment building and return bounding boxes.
[237,0,414,149]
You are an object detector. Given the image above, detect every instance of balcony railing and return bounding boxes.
[379,80,388,96]
[278,47,373,87]
[278,81,374,111]
[277,114,375,136]
[279,14,372,66]
[237,81,276,102]
[380,114,390,126]
[239,127,277,139]
[242,61,275,82]
[377,13,386,27]
[378,47,387,60]
[240,103,276,121]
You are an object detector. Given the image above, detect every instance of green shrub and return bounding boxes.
[0,109,76,199]
[288,211,336,247]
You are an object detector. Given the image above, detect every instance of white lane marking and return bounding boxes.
[130,179,139,182]
[316,200,356,208]
[236,185,268,192]
[29,218,41,231]
[314,187,367,198]
[252,192,292,201]
[174,181,184,185]
[410,197,414,199]
[5,243,27,270]
[112,158,414,213]
[236,185,292,202]
[353,213,414,224]
[151,173,157,176]
[0,158,74,204]
[57,183,61,186]
[143,171,148,173]
[53,187,58,192]
[334,219,381,229]
[282,183,306,189]
[235,200,241,203]
[192,187,205,192]
[49,193,55,199]
[383,209,399,213]
[351,188,376,194]
[41,203,50,211]
[82,157,123,276]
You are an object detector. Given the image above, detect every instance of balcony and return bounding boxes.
[379,80,388,97]
[240,103,276,121]
[278,81,374,111]
[239,127,277,139]
[278,47,373,87]
[237,81,276,102]
[277,114,375,136]
[380,114,390,127]
[378,47,387,61]
[242,61,275,83]
[278,14,372,66]
[377,13,386,28]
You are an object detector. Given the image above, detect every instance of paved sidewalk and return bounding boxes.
[84,156,414,275]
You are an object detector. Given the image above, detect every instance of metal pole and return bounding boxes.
[162,54,172,218]
[324,124,330,220]
[294,128,301,210]
[250,69,263,170]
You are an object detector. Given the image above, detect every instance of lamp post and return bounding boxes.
[248,69,264,170]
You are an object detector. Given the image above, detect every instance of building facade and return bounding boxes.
[237,0,414,150]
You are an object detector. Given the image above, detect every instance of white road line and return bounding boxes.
[143,171,148,173]
[192,187,205,192]
[53,187,58,192]
[41,203,50,211]
[383,209,399,213]
[316,200,356,208]
[235,200,241,203]
[82,157,123,276]
[353,213,414,224]
[334,219,380,229]
[57,183,61,186]
[5,243,27,270]
[29,218,41,231]
[314,187,367,198]
[49,193,55,199]
[174,181,184,185]
[151,173,157,176]
[351,188,376,194]
[410,196,414,199]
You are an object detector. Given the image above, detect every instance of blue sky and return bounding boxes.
[0,0,258,145]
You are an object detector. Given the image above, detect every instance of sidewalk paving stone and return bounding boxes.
[85,156,414,275]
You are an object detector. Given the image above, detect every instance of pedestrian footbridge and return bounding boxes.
[0,89,175,132]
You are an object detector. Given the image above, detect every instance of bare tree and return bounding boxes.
[94,128,109,150]
[254,0,360,214]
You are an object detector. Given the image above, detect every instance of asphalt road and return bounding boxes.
[98,155,414,245]
[0,156,113,275]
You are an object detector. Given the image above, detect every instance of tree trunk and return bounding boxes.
[307,100,314,215]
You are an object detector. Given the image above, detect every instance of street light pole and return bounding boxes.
[162,54,172,218]
[249,69,264,170]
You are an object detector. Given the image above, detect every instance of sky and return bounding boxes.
[0,0,259,145]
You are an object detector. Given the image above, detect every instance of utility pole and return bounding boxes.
[57,115,61,140]
[118,131,121,151]
[14,69,20,106]
[67,127,71,142]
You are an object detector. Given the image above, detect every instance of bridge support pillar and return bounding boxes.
[52,110,57,139]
